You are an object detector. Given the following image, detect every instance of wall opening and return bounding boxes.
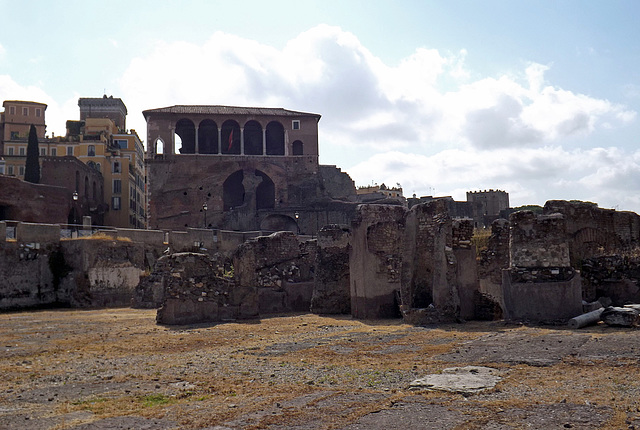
[260,214,298,233]
[175,118,196,154]
[244,120,263,155]
[223,170,245,210]
[255,170,275,209]
[221,120,241,155]
[292,140,304,155]
[198,119,218,154]
[266,121,285,155]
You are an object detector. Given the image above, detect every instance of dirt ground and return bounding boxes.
[0,308,638,430]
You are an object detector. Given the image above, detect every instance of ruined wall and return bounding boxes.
[233,232,316,314]
[318,165,357,202]
[478,218,509,309]
[452,219,479,320]
[149,253,257,325]
[399,201,479,324]
[543,200,640,265]
[580,255,640,304]
[350,204,405,319]
[311,225,351,314]
[502,210,582,323]
[60,239,145,307]
[509,211,570,268]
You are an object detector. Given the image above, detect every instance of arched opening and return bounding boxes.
[255,170,275,209]
[243,120,263,155]
[260,214,298,233]
[292,140,304,155]
[223,170,245,210]
[198,119,218,154]
[154,138,165,155]
[266,121,285,155]
[221,120,241,155]
[75,171,80,193]
[175,119,196,154]
[92,181,97,200]
[84,176,89,198]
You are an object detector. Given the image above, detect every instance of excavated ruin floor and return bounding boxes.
[0,308,639,429]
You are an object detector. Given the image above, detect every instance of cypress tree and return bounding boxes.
[24,124,40,183]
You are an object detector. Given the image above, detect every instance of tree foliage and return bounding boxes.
[24,124,40,183]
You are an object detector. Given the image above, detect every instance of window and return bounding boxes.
[113,161,121,173]
[114,139,128,149]
[88,145,95,156]
[22,107,28,116]
[112,196,121,210]
[35,108,41,118]
[8,166,14,175]
[19,166,24,176]
[292,120,300,130]
[67,146,73,156]
[113,179,122,194]
[7,147,14,156]
[51,148,57,156]
[9,106,15,115]
[40,148,46,156]
[10,131,19,140]
[19,147,25,156]
[96,163,101,172]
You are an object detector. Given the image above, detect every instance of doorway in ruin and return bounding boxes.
[175,119,196,154]
[255,170,275,210]
[260,214,298,233]
[223,170,245,211]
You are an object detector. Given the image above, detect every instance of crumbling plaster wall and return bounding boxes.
[350,204,405,319]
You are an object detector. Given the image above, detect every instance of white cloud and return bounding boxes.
[119,25,635,153]
[347,146,640,211]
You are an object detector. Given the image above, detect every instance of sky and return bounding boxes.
[1,0,640,212]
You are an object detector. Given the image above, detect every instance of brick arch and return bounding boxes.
[198,119,218,154]
[266,121,285,155]
[175,118,195,154]
[221,120,241,155]
[244,120,263,155]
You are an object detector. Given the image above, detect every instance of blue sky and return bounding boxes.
[1,0,639,211]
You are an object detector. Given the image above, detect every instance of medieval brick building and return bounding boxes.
[144,105,357,233]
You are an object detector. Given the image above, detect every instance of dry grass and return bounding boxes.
[0,309,638,429]
[61,232,131,242]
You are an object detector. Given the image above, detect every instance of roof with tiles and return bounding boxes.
[142,105,321,120]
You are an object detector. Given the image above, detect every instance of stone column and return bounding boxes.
[262,129,266,155]
[217,128,222,154]
[240,128,244,155]
[170,127,175,155]
[195,126,199,154]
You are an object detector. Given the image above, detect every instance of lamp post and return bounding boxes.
[294,211,300,235]
[202,202,208,228]
[72,191,78,226]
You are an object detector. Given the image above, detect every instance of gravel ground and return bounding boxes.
[0,308,638,429]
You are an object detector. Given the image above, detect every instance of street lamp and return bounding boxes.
[72,191,79,226]
[202,202,208,228]
[294,211,300,235]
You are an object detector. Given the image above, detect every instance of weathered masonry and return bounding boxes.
[144,105,357,234]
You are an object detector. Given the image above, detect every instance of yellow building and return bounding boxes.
[0,100,57,178]
[65,118,147,228]
[0,98,147,229]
